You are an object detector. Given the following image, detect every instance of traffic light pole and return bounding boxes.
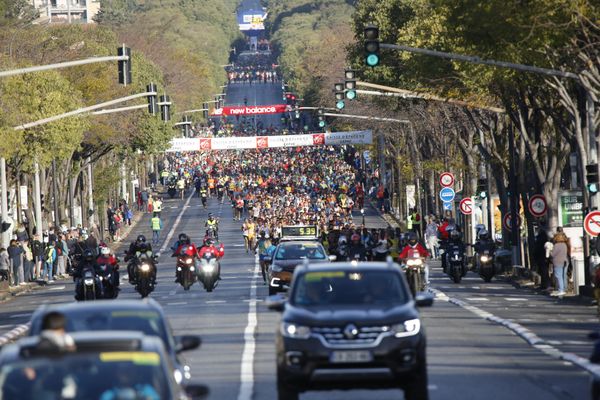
[0,158,8,248]
[0,55,130,79]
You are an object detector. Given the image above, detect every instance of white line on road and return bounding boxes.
[166,302,188,306]
[505,298,528,301]
[465,297,489,301]
[159,191,195,254]
[9,313,30,319]
[48,285,66,291]
[237,253,259,400]
[206,300,227,304]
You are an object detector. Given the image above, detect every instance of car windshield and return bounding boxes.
[0,351,170,400]
[32,310,172,351]
[292,270,409,307]
[275,243,326,260]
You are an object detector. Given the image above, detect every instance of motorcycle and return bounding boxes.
[206,224,219,241]
[176,248,197,291]
[446,243,467,283]
[201,193,208,209]
[97,263,119,299]
[197,252,220,292]
[402,248,426,297]
[80,265,98,301]
[168,183,177,199]
[477,248,495,283]
[133,251,158,298]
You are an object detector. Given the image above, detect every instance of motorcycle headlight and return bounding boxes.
[106,274,111,279]
[391,319,421,338]
[84,278,94,285]
[271,264,283,273]
[407,259,422,267]
[281,322,311,339]
[140,264,151,272]
[185,258,193,265]
[177,267,182,271]
[190,266,195,272]
[480,255,490,263]
[203,263,215,272]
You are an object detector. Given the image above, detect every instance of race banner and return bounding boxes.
[211,104,290,117]
[165,131,373,152]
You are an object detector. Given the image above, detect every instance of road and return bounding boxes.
[0,192,591,400]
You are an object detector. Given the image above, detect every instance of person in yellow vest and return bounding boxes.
[160,170,169,186]
[153,197,163,218]
[151,213,162,245]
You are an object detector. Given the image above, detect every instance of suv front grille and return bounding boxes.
[312,326,390,346]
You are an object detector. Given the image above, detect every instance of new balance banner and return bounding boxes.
[210,104,290,116]
[165,131,373,152]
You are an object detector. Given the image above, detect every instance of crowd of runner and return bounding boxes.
[226,53,279,84]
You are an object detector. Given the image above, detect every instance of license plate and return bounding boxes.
[330,351,373,363]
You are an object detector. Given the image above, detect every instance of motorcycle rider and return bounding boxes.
[473,229,496,270]
[442,229,466,273]
[171,233,198,284]
[346,233,367,261]
[73,249,99,300]
[198,237,225,259]
[96,246,120,290]
[205,213,219,239]
[398,232,430,284]
[125,235,153,283]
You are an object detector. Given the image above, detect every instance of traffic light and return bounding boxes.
[587,164,599,194]
[294,107,300,119]
[202,102,209,119]
[181,115,191,137]
[344,69,357,100]
[147,83,157,115]
[317,108,326,129]
[334,82,345,110]
[117,46,132,85]
[159,95,171,122]
[477,178,488,198]
[364,25,380,67]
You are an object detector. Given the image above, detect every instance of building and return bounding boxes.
[31,0,101,24]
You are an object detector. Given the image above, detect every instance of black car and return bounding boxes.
[268,261,433,400]
[267,240,335,295]
[0,331,208,399]
[28,299,200,385]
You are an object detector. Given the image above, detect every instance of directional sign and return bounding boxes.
[528,194,547,218]
[439,172,455,188]
[503,213,522,231]
[443,202,453,211]
[584,211,600,237]
[439,187,455,203]
[459,197,473,215]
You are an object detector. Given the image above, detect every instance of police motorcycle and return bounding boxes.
[473,229,496,283]
[402,248,426,297]
[176,244,198,291]
[167,179,177,199]
[80,265,98,301]
[198,252,220,292]
[444,230,467,283]
[96,263,119,299]
[127,246,158,298]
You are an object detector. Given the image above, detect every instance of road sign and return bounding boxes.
[528,194,547,218]
[439,172,454,188]
[439,187,455,203]
[503,213,522,231]
[443,202,452,211]
[584,211,600,237]
[459,197,473,215]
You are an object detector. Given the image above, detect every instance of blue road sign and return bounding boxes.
[439,187,455,202]
[443,202,452,211]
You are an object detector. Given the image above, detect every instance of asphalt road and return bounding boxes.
[224,80,285,130]
[0,192,591,400]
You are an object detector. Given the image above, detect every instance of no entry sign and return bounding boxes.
[459,197,473,215]
[584,211,600,237]
[503,213,522,231]
[528,195,547,218]
[439,172,454,188]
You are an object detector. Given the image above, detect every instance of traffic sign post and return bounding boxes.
[459,197,473,215]
[439,187,455,203]
[503,213,522,231]
[528,194,547,218]
[439,172,454,188]
[584,211,600,237]
[443,202,452,211]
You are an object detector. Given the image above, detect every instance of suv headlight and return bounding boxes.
[271,264,283,273]
[281,322,311,339]
[391,319,421,338]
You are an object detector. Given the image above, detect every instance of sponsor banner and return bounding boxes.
[166,131,373,152]
[211,104,289,117]
[324,130,372,145]
[238,12,267,31]
[166,138,200,152]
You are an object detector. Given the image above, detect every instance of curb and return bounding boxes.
[429,286,600,380]
[0,323,30,347]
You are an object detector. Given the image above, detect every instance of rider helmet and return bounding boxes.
[477,229,489,241]
[204,237,215,246]
[208,213,214,219]
[350,233,361,244]
[407,232,418,246]
[100,247,111,256]
[178,233,191,244]
[136,234,146,244]
[450,230,461,240]
[83,249,94,262]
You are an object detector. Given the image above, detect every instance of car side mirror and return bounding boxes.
[266,294,286,312]
[175,335,201,353]
[415,292,434,307]
[328,255,337,262]
[183,383,210,399]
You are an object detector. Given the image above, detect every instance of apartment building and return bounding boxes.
[31,0,101,24]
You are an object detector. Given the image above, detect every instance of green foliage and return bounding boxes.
[0,0,38,26]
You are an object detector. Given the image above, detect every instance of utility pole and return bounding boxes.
[0,158,9,248]
[34,162,43,236]
[51,160,60,230]
[87,158,94,228]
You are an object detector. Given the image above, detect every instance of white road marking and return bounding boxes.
[166,302,188,306]
[48,285,66,291]
[237,253,259,400]
[9,313,30,319]
[159,191,195,254]
[206,300,227,304]
[505,298,528,301]
[465,297,489,301]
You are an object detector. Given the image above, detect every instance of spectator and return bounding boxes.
[551,231,570,297]
[8,239,24,286]
[0,247,9,281]
[43,241,57,283]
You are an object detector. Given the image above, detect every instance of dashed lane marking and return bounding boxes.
[465,297,489,301]
[206,300,227,304]
[505,298,528,301]
[237,253,259,400]
[166,302,188,306]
